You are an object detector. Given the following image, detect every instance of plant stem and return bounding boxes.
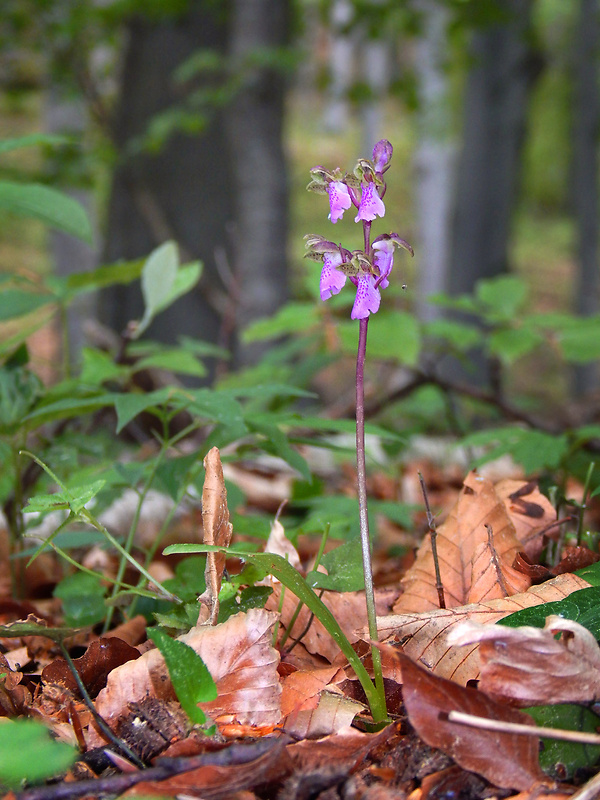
[355,316,386,716]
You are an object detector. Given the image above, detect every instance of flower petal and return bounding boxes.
[320,253,346,300]
[351,275,381,319]
[327,181,352,223]
[355,182,385,222]
[372,238,395,287]
[372,140,393,174]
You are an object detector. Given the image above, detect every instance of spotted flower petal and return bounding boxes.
[327,181,352,223]
[351,275,381,319]
[320,252,347,300]
[355,182,385,223]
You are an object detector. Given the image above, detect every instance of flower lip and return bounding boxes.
[355,181,385,223]
[327,180,352,223]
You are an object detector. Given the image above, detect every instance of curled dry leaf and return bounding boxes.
[395,651,545,791]
[283,690,364,739]
[378,572,591,684]
[394,472,531,614]
[447,615,600,706]
[198,447,233,625]
[92,609,282,744]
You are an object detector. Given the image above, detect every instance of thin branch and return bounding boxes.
[15,738,285,800]
[445,709,600,744]
[418,472,445,609]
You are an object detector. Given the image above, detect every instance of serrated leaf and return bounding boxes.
[242,302,317,342]
[339,310,421,366]
[133,348,206,377]
[0,181,92,242]
[489,326,544,364]
[147,627,217,726]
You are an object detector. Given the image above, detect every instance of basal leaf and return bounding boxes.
[0,720,76,788]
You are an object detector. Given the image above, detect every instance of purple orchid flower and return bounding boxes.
[327,180,352,223]
[320,251,347,300]
[372,140,393,174]
[355,181,385,223]
[351,275,381,320]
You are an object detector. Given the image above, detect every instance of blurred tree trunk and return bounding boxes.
[572,0,600,395]
[447,0,542,296]
[100,1,290,371]
[100,6,232,362]
[414,0,454,324]
[225,0,290,366]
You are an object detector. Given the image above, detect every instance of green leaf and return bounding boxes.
[463,428,569,474]
[339,310,421,366]
[22,393,116,428]
[24,480,105,515]
[575,560,600,587]
[0,181,92,243]
[476,275,528,318]
[556,317,600,363]
[0,133,69,156]
[156,453,200,502]
[0,720,76,788]
[248,417,311,480]
[423,318,482,352]
[59,258,145,296]
[158,261,202,313]
[187,389,248,442]
[498,586,600,630]
[80,348,129,386]
[0,289,55,322]
[138,241,179,336]
[133,348,206,378]
[147,627,217,726]
[217,585,272,622]
[307,539,365,591]
[0,363,43,433]
[113,388,174,433]
[488,326,544,364]
[524,705,600,779]
[242,302,317,342]
[54,573,107,627]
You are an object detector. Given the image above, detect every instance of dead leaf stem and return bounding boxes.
[419,472,446,609]
[446,709,600,746]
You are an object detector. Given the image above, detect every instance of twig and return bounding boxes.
[418,472,445,609]
[15,738,285,800]
[569,769,600,800]
[58,641,145,769]
[445,709,600,744]
[485,524,508,597]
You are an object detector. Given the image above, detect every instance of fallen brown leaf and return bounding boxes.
[283,690,363,739]
[378,572,591,684]
[395,651,546,791]
[447,615,600,706]
[394,472,531,613]
[198,447,233,625]
[92,609,282,746]
[495,479,557,561]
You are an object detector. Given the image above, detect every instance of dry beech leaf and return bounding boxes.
[448,615,600,706]
[280,666,343,718]
[378,572,591,684]
[394,472,530,614]
[495,479,556,561]
[265,519,301,571]
[283,690,364,739]
[395,651,545,791]
[92,609,282,742]
[198,447,233,625]
[269,585,397,663]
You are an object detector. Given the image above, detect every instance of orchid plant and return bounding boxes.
[305,139,413,719]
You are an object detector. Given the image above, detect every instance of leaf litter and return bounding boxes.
[5,460,600,799]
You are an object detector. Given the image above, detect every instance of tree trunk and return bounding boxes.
[447,0,542,296]
[414,0,455,323]
[224,0,291,366]
[572,0,600,395]
[100,7,234,370]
